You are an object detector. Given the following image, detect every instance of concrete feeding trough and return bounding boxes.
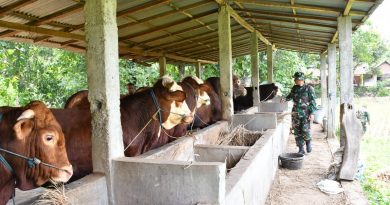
[110,107,290,204]
[10,104,290,205]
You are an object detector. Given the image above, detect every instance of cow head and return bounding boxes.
[182,76,211,108]
[153,76,193,129]
[232,75,247,98]
[7,101,72,190]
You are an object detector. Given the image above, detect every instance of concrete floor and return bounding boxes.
[265,123,368,205]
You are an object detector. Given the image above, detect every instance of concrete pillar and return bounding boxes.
[218,5,233,121]
[320,53,328,111]
[178,64,185,78]
[250,32,260,106]
[195,62,202,78]
[327,43,337,139]
[267,44,273,83]
[338,16,353,104]
[85,0,124,204]
[159,56,167,77]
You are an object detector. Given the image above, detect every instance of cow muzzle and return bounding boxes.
[52,165,73,183]
[181,115,194,124]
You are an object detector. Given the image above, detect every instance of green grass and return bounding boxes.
[355,97,390,205]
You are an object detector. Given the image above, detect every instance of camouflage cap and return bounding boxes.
[293,71,305,80]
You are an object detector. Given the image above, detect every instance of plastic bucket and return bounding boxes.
[279,153,304,170]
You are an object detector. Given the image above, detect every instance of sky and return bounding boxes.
[368,0,390,41]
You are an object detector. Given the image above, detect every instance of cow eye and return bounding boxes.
[46,135,54,141]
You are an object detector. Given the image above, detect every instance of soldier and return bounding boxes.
[357,105,370,133]
[281,71,317,155]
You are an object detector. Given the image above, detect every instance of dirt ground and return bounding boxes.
[265,123,348,205]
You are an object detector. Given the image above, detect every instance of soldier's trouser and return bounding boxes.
[292,115,312,147]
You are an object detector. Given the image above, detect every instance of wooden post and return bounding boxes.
[218,4,233,121]
[85,0,123,204]
[159,56,167,77]
[338,15,353,147]
[251,32,260,106]
[320,53,328,112]
[327,43,337,139]
[338,16,353,105]
[267,44,273,83]
[195,62,202,78]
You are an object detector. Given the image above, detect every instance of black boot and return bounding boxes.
[306,140,312,153]
[298,145,305,155]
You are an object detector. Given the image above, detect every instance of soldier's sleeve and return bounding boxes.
[308,85,317,114]
[285,87,294,101]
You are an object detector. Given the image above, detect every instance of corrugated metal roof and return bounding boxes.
[0,0,384,64]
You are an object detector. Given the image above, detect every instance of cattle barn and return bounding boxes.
[0,0,383,204]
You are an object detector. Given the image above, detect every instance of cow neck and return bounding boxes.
[0,112,17,205]
[149,89,180,140]
[150,89,163,126]
[183,82,198,106]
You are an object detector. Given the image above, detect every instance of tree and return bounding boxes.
[353,21,389,70]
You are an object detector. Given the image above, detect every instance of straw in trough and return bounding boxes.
[217,124,263,146]
[33,182,69,205]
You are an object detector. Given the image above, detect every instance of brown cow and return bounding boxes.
[193,77,222,128]
[160,76,211,142]
[54,76,193,181]
[0,101,73,204]
[64,90,89,109]
[121,76,193,156]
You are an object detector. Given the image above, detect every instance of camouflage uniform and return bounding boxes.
[285,81,317,148]
[356,108,370,133]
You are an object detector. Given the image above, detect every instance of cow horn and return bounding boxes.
[162,75,174,88]
[17,109,35,121]
[191,76,204,84]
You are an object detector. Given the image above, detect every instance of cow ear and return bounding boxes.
[199,84,210,92]
[13,119,34,140]
[167,90,186,102]
[13,109,35,140]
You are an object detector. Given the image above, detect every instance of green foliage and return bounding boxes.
[0,41,87,107]
[201,64,219,79]
[355,82,390,97]
[353,21,389,70]
[119,60,159,93]
[362,177,389,205]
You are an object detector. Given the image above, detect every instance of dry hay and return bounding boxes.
[33,182,69,205]
[217,124,263,146]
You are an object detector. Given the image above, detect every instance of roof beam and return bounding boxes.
[128,20,218,47]
[236,8,360,23]
[0,3,84,38]
[344,0,355,16]
[263,32,330,41]
[226,4,272,46]
[250,16,337,29]
[234,0,366,16]
[118,0,210,30]
[116,0,170,18]
[256,23,334,35]
[171,32,250,54]
[33,23,84,43]
[268,35,328,45]
[0,20,84,41]
[119,45,217,64]
[159,25,244,51]
[0,0,38,18]
[119,9,217,41]
[270,38,326,49]
[330,0,355,44]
